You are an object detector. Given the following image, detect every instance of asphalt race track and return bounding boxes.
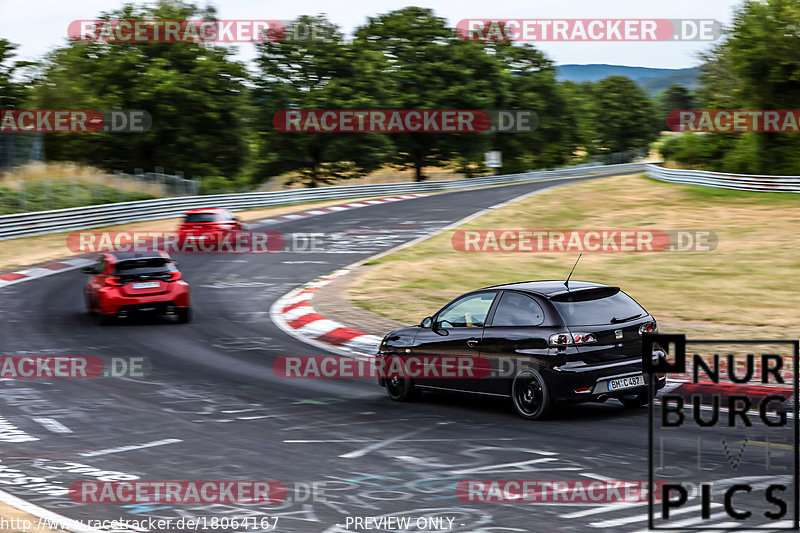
[0,171,794,533]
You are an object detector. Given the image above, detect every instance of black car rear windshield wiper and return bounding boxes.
[610,313,643,324]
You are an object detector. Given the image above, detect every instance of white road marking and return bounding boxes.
[633,511,730,532]
[80,438,182,457]
[32,418,73,434]
[579,473,616,481]
[592,504,722,528]
[0,487,109,533]
[339,426,431,459]
[561,500,648,519]
[286,437,521,444]
[449,456,563,475]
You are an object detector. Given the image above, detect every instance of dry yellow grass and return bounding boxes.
[0,198,375,272]
[349,174,800,339]
[1,162,168,197]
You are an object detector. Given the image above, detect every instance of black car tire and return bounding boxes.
[385,374,419,401]
[177,307,192,323]
[384,357,419,402]
[511,369,552,420]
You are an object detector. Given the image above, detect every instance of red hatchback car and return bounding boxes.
[82,252,191,324]
[177,208,245,248]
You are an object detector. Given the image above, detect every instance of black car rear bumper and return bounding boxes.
[116,301,184,317]
[546,357,666,403]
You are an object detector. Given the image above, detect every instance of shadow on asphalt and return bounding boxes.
[76,312,185,326]
[388,390,647,423]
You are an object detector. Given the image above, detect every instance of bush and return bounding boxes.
[0,181,154,213]
[199,175,253,195]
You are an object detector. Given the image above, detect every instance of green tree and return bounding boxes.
[559,81,597,155]
[482,42,581,171]
[699,0,800,174]
[588,76,660,153]
[252,16,391,188]
[657,84,695,127]
[0,39,34,109]
[354,8,502,180]
[30,1,249,178]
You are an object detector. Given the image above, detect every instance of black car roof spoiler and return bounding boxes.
[549,286,620,302]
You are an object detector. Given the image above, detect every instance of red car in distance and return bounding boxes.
[177,208,245,248]
[82,252,191,324]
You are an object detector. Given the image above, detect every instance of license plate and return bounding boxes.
[608,374,645,391]
[132,281,159,289]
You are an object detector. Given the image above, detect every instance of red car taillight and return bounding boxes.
[166,272,182,282]
[105,276,122,286]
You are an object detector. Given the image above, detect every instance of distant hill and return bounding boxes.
[555,64,701,96]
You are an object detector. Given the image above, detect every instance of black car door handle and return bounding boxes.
[466,338,479,348]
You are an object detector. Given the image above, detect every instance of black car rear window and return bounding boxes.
[551,288,646,326]
[114,258,172,275]
[184,213,216,223]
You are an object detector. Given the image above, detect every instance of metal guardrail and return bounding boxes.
[0,162,645,241]
[645,164,800,193]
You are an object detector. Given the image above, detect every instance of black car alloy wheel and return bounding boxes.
[512,369,552,420]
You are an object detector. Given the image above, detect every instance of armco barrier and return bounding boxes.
[0,163,644,241]
[645,163,800,193]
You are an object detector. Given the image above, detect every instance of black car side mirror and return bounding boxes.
[80,266,96,274]
[420,316,433,328]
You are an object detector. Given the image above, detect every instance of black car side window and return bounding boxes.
[491,292,545,327]
[436,292,497,328]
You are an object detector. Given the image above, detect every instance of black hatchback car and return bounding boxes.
[377,280,666,419]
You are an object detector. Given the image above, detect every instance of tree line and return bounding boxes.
[4,1,792,187]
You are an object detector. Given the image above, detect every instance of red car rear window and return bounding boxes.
[184,213,217,223]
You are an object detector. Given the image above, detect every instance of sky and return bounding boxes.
[1,0,745,69]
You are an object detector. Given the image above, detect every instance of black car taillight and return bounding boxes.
[639,321,657,334]
[549,332,596,346]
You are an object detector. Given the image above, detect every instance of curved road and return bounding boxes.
[0,172,789,533]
